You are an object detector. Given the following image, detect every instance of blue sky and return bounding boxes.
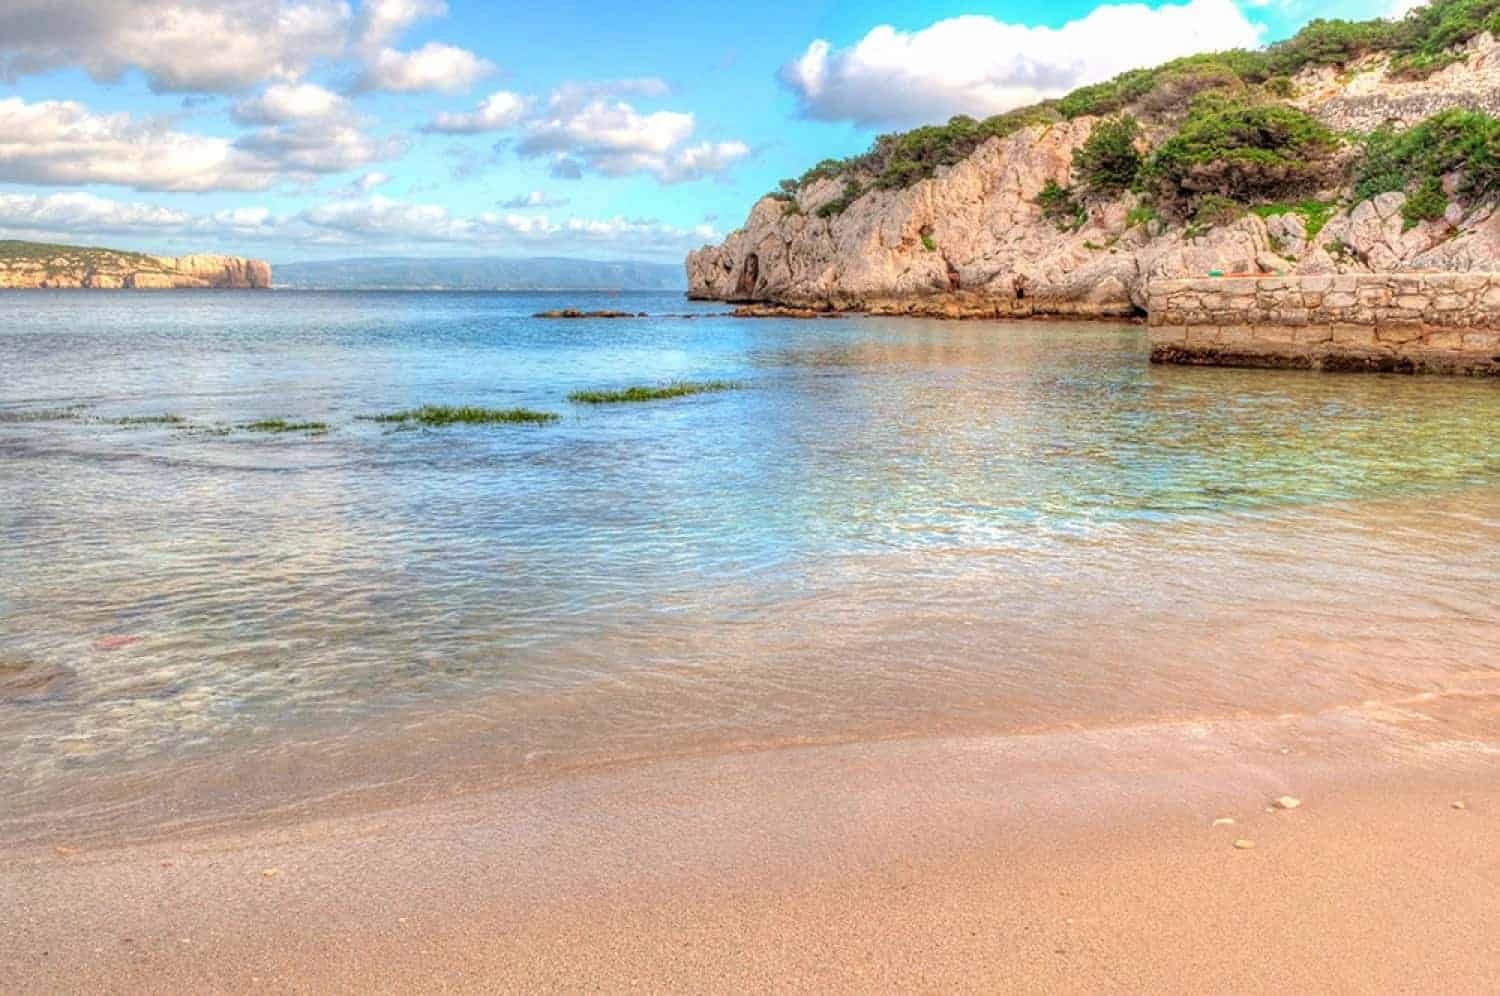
[0,0,1398,263]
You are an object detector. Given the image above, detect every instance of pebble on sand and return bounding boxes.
[1212,817,1236,826]
[1452,801,1467,810]
[1273,796,1301,810]
[1233,839,1255,850]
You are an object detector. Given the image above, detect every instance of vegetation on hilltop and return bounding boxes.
[0,240,161,268]
[766,0,1500,226]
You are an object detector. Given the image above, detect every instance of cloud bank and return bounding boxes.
[0,190,719,259]
[780,0,1263,127]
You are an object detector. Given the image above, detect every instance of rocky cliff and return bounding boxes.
[688,24,1500,319]
[0,241,271,289]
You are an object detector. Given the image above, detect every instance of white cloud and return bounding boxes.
[515,89,748,183]
[498,191,570,208]
[0,1,352,94]
[1386,0,1427,18]
[0,97,253,191]
[232,82,347,124]
[235,120,408,175]
[359,41,494,93]
[0,190,192,235]
[0,189,718,259]
[780,0,1264,126]
[0,96,404,193]
[0,1,488,97]
[425,91,528,133]
[667,141,752,183]
[357,0,447,49]
[295,194,717,254]
[354,170,392,191]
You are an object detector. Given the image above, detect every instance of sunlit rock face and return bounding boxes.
[688,34,1500,318]
[0,247,271,289]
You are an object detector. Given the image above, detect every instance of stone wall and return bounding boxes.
[1147,274,1500,375]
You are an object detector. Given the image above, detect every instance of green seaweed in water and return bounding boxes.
[567,380,742,404]
[368,406,560,426]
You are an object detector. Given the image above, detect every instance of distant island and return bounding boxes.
[0,240,270,289]
[274,256,686,291]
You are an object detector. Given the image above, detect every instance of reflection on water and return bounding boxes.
[1,290,1497,843]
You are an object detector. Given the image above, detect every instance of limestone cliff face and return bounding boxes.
[688,34,1500,317]
[0,243,271,290]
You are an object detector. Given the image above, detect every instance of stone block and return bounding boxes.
[1431,293,1468,311]
[1423,330,1464,349]
[1324,291,1358,308]
[1376,322,1423,344]
[1332,324,1377,346]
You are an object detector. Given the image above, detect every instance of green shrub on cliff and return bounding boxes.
[1402,177,1450,229]
[1145,98,1341,213]
[864,107,1062,190]
[1073,115,1143,195]
[1036,180,1085,231]
[1354,109,1500,204]
[815,178,865,218]
[1387,0,1500,76]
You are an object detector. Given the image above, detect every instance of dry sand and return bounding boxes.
[4,690,1498,994]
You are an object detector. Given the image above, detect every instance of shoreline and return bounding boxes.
[5,694,1497,992]
[5,699,1494,996]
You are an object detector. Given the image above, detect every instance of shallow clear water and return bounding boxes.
[2,290,1497,843]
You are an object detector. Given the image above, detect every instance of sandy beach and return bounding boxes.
[6,684,1497,994]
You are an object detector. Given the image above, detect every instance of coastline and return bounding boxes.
[5,693,1497,993]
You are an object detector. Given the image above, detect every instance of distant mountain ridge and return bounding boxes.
[274,256,686,291]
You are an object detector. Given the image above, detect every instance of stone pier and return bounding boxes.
[1147,273,1500,375]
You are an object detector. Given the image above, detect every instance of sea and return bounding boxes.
[2,289,1497,846]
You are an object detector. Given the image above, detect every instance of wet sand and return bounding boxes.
[6,690,1498,994]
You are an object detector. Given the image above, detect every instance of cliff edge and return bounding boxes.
[689,11,1500,320]
[0,241,271,289]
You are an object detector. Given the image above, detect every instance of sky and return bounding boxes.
[0,0,1404,264]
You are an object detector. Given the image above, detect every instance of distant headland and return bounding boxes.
[0,240,270,289]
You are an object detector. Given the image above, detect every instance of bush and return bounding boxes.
[863,107,1062,189]
[1265,18,1399,76]
[815,178,865,218]
[1192,195,1246,229]
[1073,115,1143,195]
[1036,180,1085,230]
[1145,98,1342,212]
[1264,76,1295,98]
[1126,202,1162,229]
[1402,176,1450,228]
[1354,109,1500,205]
[1057,68,1159,119]
[1391,0,1500,64]
[798,159,846,187]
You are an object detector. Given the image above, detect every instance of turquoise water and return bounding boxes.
[1,290,1497,843]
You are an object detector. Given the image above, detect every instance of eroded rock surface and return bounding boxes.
[688,35,1500,317]
[0,244,271,290]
